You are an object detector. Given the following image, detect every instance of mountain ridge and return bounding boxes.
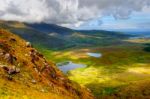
[0,20,130,51]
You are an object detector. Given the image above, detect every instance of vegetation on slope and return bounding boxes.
[1,20,150,98]
[0,21,74,50]
[0,29,94,99]
[0,20,130,50]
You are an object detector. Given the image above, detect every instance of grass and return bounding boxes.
[14,23,148,97]
[0,29,94,99]
[35,40,150,98]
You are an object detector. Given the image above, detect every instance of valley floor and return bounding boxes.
[36,38,150,98]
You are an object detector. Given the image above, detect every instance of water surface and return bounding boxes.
[58,61,86,73]
[87,52,102,58]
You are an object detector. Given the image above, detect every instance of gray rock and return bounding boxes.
[31,79,37,84]
[1,65,20,75]
[4,53,14,64]
[4,53,11,60]
[26,42,32,47]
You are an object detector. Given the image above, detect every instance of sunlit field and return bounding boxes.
[36,38,150,98]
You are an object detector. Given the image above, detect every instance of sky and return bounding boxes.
[0,0,150,31]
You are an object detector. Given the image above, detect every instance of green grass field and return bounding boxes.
[35,37,150,98]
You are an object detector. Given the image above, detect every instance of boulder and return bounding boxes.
[26,42,32,47]
[31,79,37,84]
[4,53,13,63]
[2,65,20,75]
[9,38,16,42]
[4,53,16,64]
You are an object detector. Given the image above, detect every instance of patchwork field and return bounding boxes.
[36,38,150,98]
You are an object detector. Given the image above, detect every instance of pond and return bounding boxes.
[57,53,102,73]
[87,52,102,58]
[57,61,86,73]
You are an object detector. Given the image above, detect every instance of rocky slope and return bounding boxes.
[0,29,94,99]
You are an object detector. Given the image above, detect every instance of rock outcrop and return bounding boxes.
[0,29,94,99]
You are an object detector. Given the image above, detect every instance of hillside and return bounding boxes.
[0,20,130,50]
[25,23,130,47]
[26,23,73,34]
[0,21,74,50]
[0,29,94,99]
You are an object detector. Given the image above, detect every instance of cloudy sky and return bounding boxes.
[0,0,150,31]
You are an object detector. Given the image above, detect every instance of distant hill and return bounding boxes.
[0,29,94,98]
[0,21,74,50]
[26,23,73,34]
[0,20,130,50]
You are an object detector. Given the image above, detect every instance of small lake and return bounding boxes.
[87,52,102,58]
[57,61,86,73]
[57,53,102,73]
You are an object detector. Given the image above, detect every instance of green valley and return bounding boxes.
[37,39,150,98]
[0,21,150,98]
[0,1,150,99]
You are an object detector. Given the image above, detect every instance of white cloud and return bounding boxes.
[0,0,150,27]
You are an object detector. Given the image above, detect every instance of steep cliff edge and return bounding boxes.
[0,29,94,99]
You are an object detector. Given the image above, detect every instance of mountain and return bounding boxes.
[0,20,130,50]
[0,29,94,98]
[0,21,74,50]
[26,23,74,34]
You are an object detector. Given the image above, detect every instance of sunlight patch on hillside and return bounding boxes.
[128,67,150,74]
[124,38,150,43]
